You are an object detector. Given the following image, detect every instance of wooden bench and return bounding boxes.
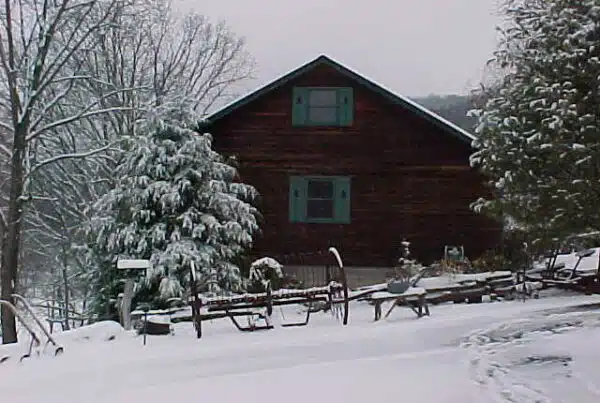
[369,287,430,321]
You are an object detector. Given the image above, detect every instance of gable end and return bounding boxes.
[206,55,476,146]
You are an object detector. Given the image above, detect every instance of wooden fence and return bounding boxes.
[283,266,391,289]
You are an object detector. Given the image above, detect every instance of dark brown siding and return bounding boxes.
[211,63,502,266]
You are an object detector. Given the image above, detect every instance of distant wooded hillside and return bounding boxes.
[411,94,476,133]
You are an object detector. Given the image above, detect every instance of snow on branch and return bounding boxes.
[26,142,119,179]
[0,208,6,232]
[0,143,11,158]
[17,195,59,203]
[27,104,135,142]
[19,2,121,113]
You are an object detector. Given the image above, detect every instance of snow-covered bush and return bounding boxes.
[247,257,284,292]
[88,107,260,310]
[471,249,509,273]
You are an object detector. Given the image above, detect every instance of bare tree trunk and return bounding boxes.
[61,264,70,330]
[81,288,88,326]
[1,125,27,344]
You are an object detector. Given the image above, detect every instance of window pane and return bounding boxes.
[307,199,334,219]
[308,107,338,123]
[308,90,338,107]
[307,180,334,198]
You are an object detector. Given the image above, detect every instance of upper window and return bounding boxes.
[289,176,351,224]
[292,87,354,127]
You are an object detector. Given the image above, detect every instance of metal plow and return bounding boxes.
[0,294,64,364]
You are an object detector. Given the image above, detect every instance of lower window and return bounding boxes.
[289,176,351,224]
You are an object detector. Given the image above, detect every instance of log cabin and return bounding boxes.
[206,55,502,286]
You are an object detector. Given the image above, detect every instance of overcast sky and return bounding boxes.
[175,0,503,98]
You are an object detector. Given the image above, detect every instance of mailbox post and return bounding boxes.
[116,259,150,331]
[136,302,151,346]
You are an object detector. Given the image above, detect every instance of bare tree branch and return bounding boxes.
[0,142,10,157]
[28,104,135,141]
[27,142,119,179]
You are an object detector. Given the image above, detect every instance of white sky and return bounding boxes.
[174,0,503,97]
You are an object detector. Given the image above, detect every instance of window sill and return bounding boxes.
[293,219,351,224]
[292,122,350,128]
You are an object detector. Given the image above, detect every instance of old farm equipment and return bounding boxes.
[527,247,600,293]
[369,266,431,321]
[190,247,349,339]
[0,294,64,364]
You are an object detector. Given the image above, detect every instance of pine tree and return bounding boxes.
[470,0,600,244]
[88,108,260,310]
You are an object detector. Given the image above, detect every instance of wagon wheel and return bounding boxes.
[328,247,349,325]
[328,281,342,320]
[329,283,348,324]
[328,271,348,322]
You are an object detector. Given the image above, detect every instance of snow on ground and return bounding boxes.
[463,302,600,402]
[2,292,600,403]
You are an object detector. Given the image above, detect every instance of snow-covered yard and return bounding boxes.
[2,292,600,403]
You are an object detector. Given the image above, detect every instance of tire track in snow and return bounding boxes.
[460,311,600,403]
[462,324,552,403]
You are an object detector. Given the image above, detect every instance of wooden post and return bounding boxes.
[116,259,150,331]
[189,262,202,339]
[121,278,135,331]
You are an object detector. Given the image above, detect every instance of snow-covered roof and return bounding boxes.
[205,55,476,146]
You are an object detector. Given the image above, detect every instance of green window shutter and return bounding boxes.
[292,87,308,126]
[289,176,307,222]
[334,177,351,223]
[338,88,354,126]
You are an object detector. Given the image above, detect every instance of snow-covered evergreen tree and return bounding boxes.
[88,107,260,308]
[470,0,600,243]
